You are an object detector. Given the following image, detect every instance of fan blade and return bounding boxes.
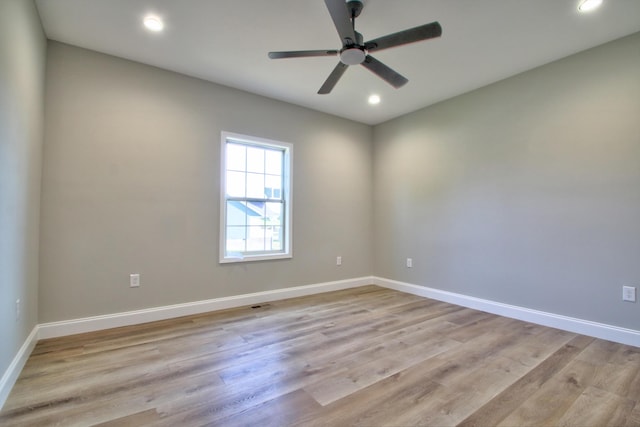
[324,0,357,46]
[365,21,442,52]
[269,50,338,59]
[361,55,408,88]
[318,62,348,94]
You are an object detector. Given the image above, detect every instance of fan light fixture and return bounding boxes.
[143,15,164,32]
[341,48,366,66]
[578,0,603,12]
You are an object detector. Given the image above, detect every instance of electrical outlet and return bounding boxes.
[336,256,342,266]
[406,258,413,268]
[622,286,636,302]
[130,273,140,288]
[16,299,20,321]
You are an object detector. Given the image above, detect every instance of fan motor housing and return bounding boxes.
[340,47,365,65]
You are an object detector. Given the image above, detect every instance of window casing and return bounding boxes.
[220,132,292,263]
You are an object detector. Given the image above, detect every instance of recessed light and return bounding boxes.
[368,94,381,105]
[143,15,164,32]
[578,0,603,12]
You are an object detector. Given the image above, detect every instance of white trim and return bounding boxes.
[373,277,640,348]
[38,277,372,339]
[0,326,39,410]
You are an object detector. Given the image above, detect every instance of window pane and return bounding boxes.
[226,201,247,226]
[265,149,283,175]
[226,171,246,197]
[246,226,266,251]
[270,226,283,250]
[266,202,282,226]
[226,143,246,171]
[246,173,265,199]
[226,226,246,252]
[246,201,265,219]
[246,146,265,173]
[265,175,282,200]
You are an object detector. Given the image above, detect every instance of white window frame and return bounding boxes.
[220,131,292,263]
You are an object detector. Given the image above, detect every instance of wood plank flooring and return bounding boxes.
[1,285,639,426]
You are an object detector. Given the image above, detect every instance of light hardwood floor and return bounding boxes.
[1,285,639,426]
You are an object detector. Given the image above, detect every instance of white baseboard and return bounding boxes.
[36,275,640,345]
[38,276,373,339]
[374,276,640,348]
[0,326,39,410]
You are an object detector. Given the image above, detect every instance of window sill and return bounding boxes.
[219,253,292,264]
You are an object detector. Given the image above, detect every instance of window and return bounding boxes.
[220,132,292,263]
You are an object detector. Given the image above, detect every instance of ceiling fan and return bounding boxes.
[268,0,442,94]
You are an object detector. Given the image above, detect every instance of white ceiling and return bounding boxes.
[35,0,640,125]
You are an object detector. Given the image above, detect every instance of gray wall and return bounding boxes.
[373,32,640,330]
[9,13,638,336]
[0,0,45,378]
[40,42,373,322]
